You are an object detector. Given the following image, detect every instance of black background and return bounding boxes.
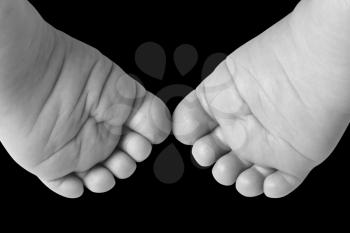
[0,0,348,215]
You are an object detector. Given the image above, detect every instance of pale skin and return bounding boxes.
[0,0,349,199]
[174,0,350,198]
[0,0,171,198]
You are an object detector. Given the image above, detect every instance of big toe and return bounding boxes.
[173,91,217,145]
[127,88,171,144]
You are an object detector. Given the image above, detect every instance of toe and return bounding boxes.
[173,91,218,145]
[212,152,249,186]
[80,166,115,193]
[236,165,274,197]
[104,151,137,179]
[264,171,302,198]
[40,174,84,199]
[119,130,152,162]
[192,127,230,167]
[127,90,171,144]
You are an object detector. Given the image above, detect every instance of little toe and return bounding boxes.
[80,166,115,193]
[192,127,230,167]
[264,171,302,198]
[173,91,218,145]
[212,152,249,186]
[236,165,274,197]
[104,151,137,179]
[40,174,84,199]
[127,90,171,144]
[119,130,152,162]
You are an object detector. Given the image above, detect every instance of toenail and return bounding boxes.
[210,88,244,118]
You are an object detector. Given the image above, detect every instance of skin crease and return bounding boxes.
[0,6,127,174]
[0,0,171,197]
[0,0,350,198]
[173,0,350,198]
[230,0,350,163]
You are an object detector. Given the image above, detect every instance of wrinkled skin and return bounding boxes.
[0,0,170,198]
[173,0,350,198]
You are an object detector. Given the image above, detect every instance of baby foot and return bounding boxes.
[0,0,170,198]
[173,0,350,198]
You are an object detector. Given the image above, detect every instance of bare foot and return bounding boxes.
[0,0,171,198]
[173,0,350,198]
